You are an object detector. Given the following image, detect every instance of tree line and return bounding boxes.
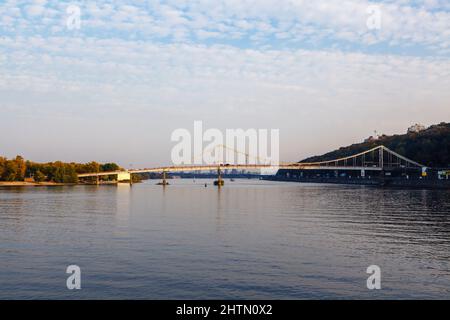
[0,156,121,183]
[301,122,450,168]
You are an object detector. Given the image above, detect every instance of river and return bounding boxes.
[1,180,449,299]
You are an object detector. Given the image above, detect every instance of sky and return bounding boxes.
[0,0,449,167]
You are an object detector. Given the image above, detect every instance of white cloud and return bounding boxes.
[0,0,448,51]
[0,0,449,164]
[25,5,45,17]
[1,36,448,119]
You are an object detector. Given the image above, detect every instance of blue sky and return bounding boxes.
[0,0,449,166]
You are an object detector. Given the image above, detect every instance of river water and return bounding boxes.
[0,180,449,299]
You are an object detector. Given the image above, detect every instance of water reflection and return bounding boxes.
[0,181,449,299]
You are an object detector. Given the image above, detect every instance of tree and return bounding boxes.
[34,170,46,182]
[53,167,65,183]
[100,163,120,172]
[63,165,78,183]
[301,122,450,167]
[0,157,6,180]
[84,162,100,173]
[14,156,26,181]
[132,174,142,183]
[3,161,18,181]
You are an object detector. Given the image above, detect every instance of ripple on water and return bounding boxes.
[0,181,449,299]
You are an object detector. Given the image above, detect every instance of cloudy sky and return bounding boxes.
[0,0,449,167]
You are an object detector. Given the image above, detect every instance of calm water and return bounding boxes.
[0,180,449,299]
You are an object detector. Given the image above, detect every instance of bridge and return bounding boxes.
[77,145,425,185]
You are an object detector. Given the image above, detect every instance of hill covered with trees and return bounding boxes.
[301,122,450,168]
[0,157,122,183]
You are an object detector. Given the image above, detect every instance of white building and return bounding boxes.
[407,124,426,134]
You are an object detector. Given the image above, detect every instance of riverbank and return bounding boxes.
[264,176,450,189]
[0,180,145,187]
[0,181,72,187]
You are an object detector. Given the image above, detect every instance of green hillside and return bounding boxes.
[301,122,450,168]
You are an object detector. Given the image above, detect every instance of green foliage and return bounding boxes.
[101,163,121,172]
[0,157,5,178]
[132,174,143,183]
[34,170,46,182]
[3,161,18,181]
[1,156,121,183]
[86,162,100,173]
[302,122,450,168]
[0,156,25,181]
[14,156,26,181]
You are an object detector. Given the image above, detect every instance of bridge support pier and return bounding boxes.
[214,167,224,187]
[117,172,132,184]
[157,171,169,186]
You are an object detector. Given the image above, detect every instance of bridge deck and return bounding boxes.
[77,165,382,178]
[77,145,422,178]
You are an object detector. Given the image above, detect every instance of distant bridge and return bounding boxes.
[77,145,424,185]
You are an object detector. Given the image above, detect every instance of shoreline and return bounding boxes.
[0,181,133,187]
[263,176,450,189]
[0,181,74,187]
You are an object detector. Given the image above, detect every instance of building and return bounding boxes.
[407,124,426,134]
[438,170,450,180]
[364,136,377,143]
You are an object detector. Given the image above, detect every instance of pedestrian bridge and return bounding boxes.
[77,145,424,185]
